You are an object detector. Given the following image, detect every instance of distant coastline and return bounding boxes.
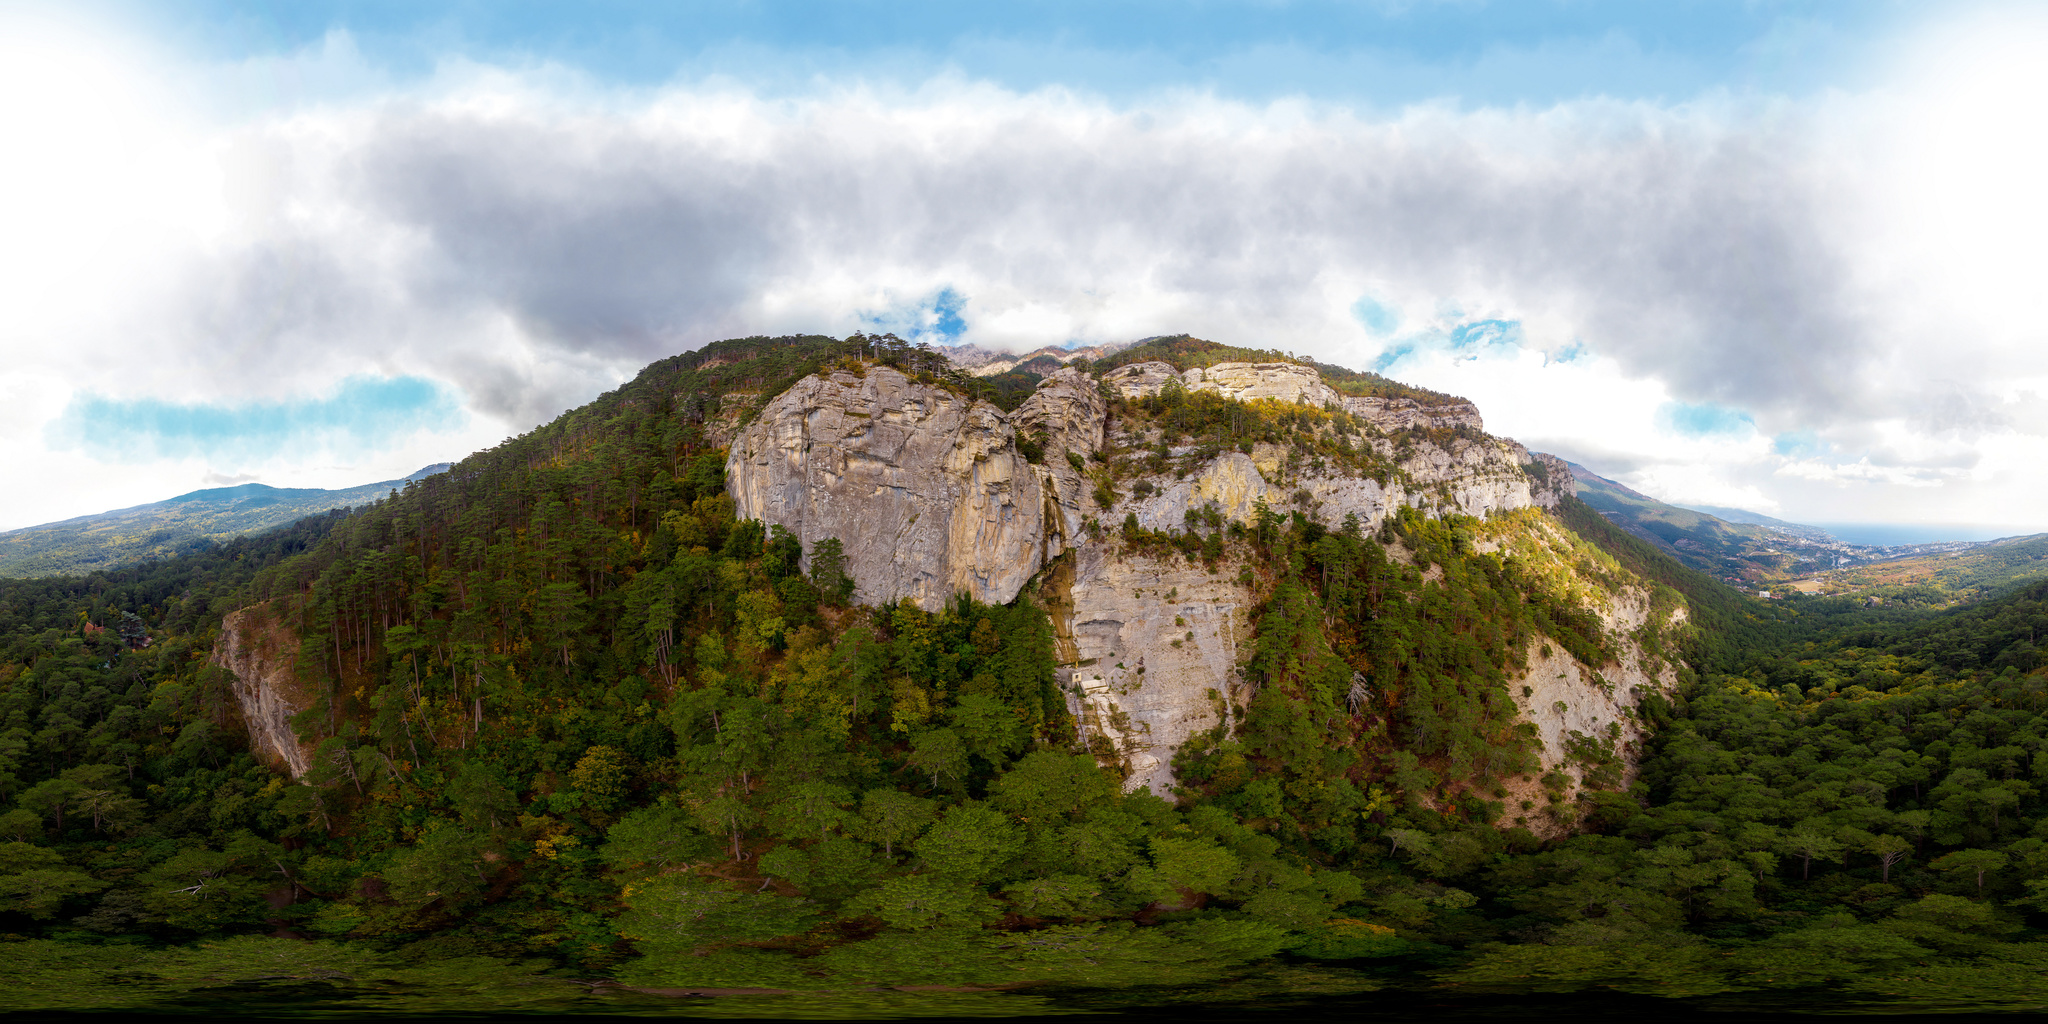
[1807,522,2048,546]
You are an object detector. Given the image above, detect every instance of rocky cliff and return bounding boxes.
[729,355,1664,806]
[1478,516,1682,836]
[1103,360,1487,433]
[726,366,1056,610]
[1100,361,1556,532]
[729,360,1564,613]
[213,604,315,778]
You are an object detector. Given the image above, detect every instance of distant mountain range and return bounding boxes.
[938,340,1132,377]
[1562,461,1996,589]
[0,464,450,578]
[1675,503,1836,542]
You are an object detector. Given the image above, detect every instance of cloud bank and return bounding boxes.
[103,88,1880,418]
[3,10,2046,530]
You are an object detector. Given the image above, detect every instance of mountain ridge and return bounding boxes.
[0,463,450,578]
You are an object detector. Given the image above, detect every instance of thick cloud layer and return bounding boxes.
[4,14,2046,530]
[161,92,1883,425]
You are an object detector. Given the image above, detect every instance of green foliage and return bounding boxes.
[1105,381,1403,488]
[15,335,2048,1015]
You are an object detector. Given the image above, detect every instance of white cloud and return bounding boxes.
[3,12,2047,533]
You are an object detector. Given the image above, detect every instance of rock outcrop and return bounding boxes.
[1103,360,1486,433]
[726,366,1054,610]
[1058,546,1254,795]
[1491,525,1683,836]
[1103,362,1548,529]
[1009,368,1110,543]
[730,360,1556,613]
[728,354,1671,803]
[1525,452,1576,509]
[213,604,315,778]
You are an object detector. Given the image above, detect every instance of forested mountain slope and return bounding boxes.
[3,333,2048,1014]
[1792,532,2048,608]
[0,464,450,579]
[1565,461,1872,586]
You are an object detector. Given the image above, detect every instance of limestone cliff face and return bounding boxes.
[1508,585,1684,820]
[1059,545,1253,796]
[729,355,1665,805]
[1525,452,1576,509]
[1104,360,1486,433]
[1104,361,1551,530]
[729,360,1547,614]
[725,366,1053,610]
[1477,518,1682,836]
[1009,368,1110,544]
[213,605,315,779]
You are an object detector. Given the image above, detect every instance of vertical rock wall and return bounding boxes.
[213,605,315,779]
[727,356,1649,801]
[1059,545,1254,795]
[726,367,1051,611]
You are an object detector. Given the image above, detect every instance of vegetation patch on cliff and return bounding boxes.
[1092,335,1466,406]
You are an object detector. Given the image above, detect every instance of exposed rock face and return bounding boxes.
[1181,362,1338,406]
[1341,396,1485,433]
[1059,546,1253,795]
[726,367,1052,610]
[1103,360,1486,433]
[1525,452,1576,509]
[1506,585,1686,837]
[214,605,315,778]
[1098,361,1185,399]
[1009,367,1108,459]
[731,360,1547,614]
[1009,368,1110,543]
[728,355,1667,804]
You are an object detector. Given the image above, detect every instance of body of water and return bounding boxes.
[1809,522,2048,546]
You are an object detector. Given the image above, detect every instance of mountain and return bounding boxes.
[1565,460,1898,587]
[0,463,450,578]
[1789,530,2048,606]
[24,331,2048,1012]
[1564,461,2043,598]
[1677,502,1837,542]
[725,340,1640,801]
[938,339,1132,376]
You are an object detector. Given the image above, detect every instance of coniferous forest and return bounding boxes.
[9,336,2048,1016]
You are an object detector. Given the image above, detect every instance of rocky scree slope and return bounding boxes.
[727,357,1677,806]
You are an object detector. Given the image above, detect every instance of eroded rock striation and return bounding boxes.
[1104,360,1486,433]
[213,604,315,778]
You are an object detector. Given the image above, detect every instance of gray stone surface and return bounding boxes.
[214,606,314,779]
[726,366,1051,611]
[725,357,1667,800]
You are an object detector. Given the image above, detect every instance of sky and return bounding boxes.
[2,1,2046,535]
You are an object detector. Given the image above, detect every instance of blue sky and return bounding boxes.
[1,0,2045,533]
[103,0,1911,108]
[49,376,462,464]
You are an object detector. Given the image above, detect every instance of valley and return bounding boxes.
[1566,460,2045,599]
